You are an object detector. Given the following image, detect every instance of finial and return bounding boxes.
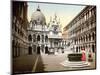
[37,5,40,11]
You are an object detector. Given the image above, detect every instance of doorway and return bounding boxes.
[45,46,48,54]
[92,45,95,53]
[28,46,32,54]
[37,46,40,54]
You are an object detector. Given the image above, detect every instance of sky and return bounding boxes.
[27,2,86,31]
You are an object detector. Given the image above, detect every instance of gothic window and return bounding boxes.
[89,34,91,41]
[86,35,88,41]
[28,34,32,41]
[37,35,40,41]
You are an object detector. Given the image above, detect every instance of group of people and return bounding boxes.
[81,49,93,62]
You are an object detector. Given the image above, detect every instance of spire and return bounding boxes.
[54,13,57,20]
[37,5,41,11]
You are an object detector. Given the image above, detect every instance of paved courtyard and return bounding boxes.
[13,51,96,74]
[34,53,96,72]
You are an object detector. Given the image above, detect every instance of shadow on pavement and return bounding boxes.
[34,55,45,73]
[12,53,38,74]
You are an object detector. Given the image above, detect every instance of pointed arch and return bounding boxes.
[28,34,32,41]
[37,35,40,41]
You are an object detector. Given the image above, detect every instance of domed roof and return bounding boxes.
[31,6,46,25]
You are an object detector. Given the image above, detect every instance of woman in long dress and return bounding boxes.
[81,49,86,61]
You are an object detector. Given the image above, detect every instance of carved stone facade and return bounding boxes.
[12,1,29,57]
[27,6,64,54]
[63,6,96,54]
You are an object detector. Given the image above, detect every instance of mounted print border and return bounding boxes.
[11,0,96,74]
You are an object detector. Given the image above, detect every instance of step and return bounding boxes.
[60,60,90,68]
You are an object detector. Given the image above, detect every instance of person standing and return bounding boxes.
[81,49,86,61]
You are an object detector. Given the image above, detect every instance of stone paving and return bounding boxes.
[39,54,67,72]
[35,52,96,72]
[13,53,38,74]
[13,51,96,74]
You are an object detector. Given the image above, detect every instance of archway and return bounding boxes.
[92,45,95,53]
[28,34,32,41]
[37,46,40,54]
[28,46,32,55]
[45,46,48,54]
[37,35,40,41]
[76,47,78,52]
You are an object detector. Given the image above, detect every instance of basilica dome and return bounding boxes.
[31,6,46,25]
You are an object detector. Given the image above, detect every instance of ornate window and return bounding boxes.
[37,35,40,41]
[28,34,32,41]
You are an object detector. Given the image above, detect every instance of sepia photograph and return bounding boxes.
[12,0,96,74]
